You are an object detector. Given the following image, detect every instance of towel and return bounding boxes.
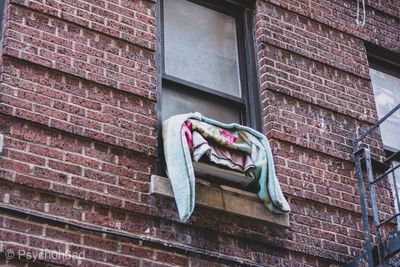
[162,112,290,221]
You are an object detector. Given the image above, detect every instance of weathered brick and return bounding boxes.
[260,0,400,53]
[256,3,370,78]
[0,0,397,266]
[260,45,377,124]
[4,5,156,99]
[1,58,157,155]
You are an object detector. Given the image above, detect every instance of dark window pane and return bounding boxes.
[163,0,241,97]
[370,68,400,150]
[161,84,241,124]
[0,0,6,40]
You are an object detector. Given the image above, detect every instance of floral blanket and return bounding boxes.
[162,113,290,222]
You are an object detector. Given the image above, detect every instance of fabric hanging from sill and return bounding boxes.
[191,128,256,173]
[183,122,256,185]
[162,112,291,222]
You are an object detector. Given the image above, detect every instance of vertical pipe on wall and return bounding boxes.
[354,148,374,266]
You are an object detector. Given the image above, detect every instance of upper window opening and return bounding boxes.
[164,0,241,97]
[0,0,6,41]
[368,44,400,231]
[368,43,400,152]
[160,0,260,128]
[370,68,400,151]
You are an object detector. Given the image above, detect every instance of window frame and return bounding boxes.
[367,44,400,228]
[367,43,400,154]
[158,0,261,130]
[0,0,6,42]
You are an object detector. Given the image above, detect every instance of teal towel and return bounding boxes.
[162,113,290,221]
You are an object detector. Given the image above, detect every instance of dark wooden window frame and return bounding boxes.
[155,0,261,177]
[0,0,6,42]
[158,0,261,130]
[367,43,400,157]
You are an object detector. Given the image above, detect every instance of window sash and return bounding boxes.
[370,68,400,152]
[163,0,242,97]
[160,0,250,125]
[0,0,6,41]
[159,0,261,130]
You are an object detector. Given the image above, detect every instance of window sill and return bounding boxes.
[150,175,290,227]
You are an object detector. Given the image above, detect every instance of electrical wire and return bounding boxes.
[356,0,366,27]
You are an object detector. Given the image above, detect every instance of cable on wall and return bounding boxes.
[355,0,366,27]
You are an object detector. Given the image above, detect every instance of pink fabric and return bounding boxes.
[220,129,237,144]
[210,141,254,172]
[192,131,254,172]
[181,122,193,151]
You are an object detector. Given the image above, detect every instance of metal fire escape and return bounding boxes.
[345,104,400,267]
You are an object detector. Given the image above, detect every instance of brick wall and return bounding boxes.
[0,0,398,266]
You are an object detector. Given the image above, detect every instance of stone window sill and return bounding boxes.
[150,175,290,227]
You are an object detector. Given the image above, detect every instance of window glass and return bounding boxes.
[0,0,6,40]
[370,68,400,150]
[388,160,400,230]
[163,0,241,97]
[161,84,241,123]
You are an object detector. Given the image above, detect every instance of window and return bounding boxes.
[370,68,400,151]
[368,44,400,152]
[368,44,400,228]
[0,0,6,41]
[160,0,260,129]
[156,1,291,220]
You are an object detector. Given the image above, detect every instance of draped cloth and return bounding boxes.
[162,113,290,222]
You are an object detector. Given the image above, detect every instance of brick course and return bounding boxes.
[0,0,398,266]
[1,58,157,155]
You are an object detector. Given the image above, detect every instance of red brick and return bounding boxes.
[48,160,82,176]
[104,253,140,267]
[0,0,396,266]
[29,236,66,251]
[83,236,118,251]
[45,228,82,244]
[3,218,43,235]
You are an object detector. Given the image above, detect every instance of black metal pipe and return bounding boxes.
[391,161,400,231]
[354,103,400,146]
[378,212,400,228]
[385,150,400,163]
[371,162,400,185]
[365,148,384,264]
[354,148,374,266]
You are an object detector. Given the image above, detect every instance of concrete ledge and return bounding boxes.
[150,175,290,227]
